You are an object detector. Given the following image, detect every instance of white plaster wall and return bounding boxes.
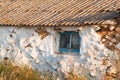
[0,26,118,79]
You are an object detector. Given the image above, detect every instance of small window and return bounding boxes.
[59,31,80,53]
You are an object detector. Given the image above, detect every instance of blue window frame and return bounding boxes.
[59,31,80,53]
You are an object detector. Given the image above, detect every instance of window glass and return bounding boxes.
[59,31,80,53]
[71,32,80,50]
[59,32,70,49]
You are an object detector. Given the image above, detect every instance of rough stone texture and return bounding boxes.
[0,26,119,80]
[96,19,120,54]
[96,21,120,79]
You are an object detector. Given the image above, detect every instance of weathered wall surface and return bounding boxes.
[0,26,119,79]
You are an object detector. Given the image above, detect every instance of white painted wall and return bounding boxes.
[0,26,118,79]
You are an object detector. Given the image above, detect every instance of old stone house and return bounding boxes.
[0,0,120,79]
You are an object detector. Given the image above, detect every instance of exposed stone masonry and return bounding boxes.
[95,19,120,79]
[96,19,120,54]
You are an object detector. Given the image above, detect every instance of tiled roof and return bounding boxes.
[0,0,120,27]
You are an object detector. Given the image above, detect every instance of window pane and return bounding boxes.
[59,31,80,53]
[59,32,70,49]
[71,32,80,50]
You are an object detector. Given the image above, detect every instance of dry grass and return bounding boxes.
[0,59,60,80]
[0,59,89,80]
[64,72,88,80]
[0,61,42,80]
[0,57,120,80]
